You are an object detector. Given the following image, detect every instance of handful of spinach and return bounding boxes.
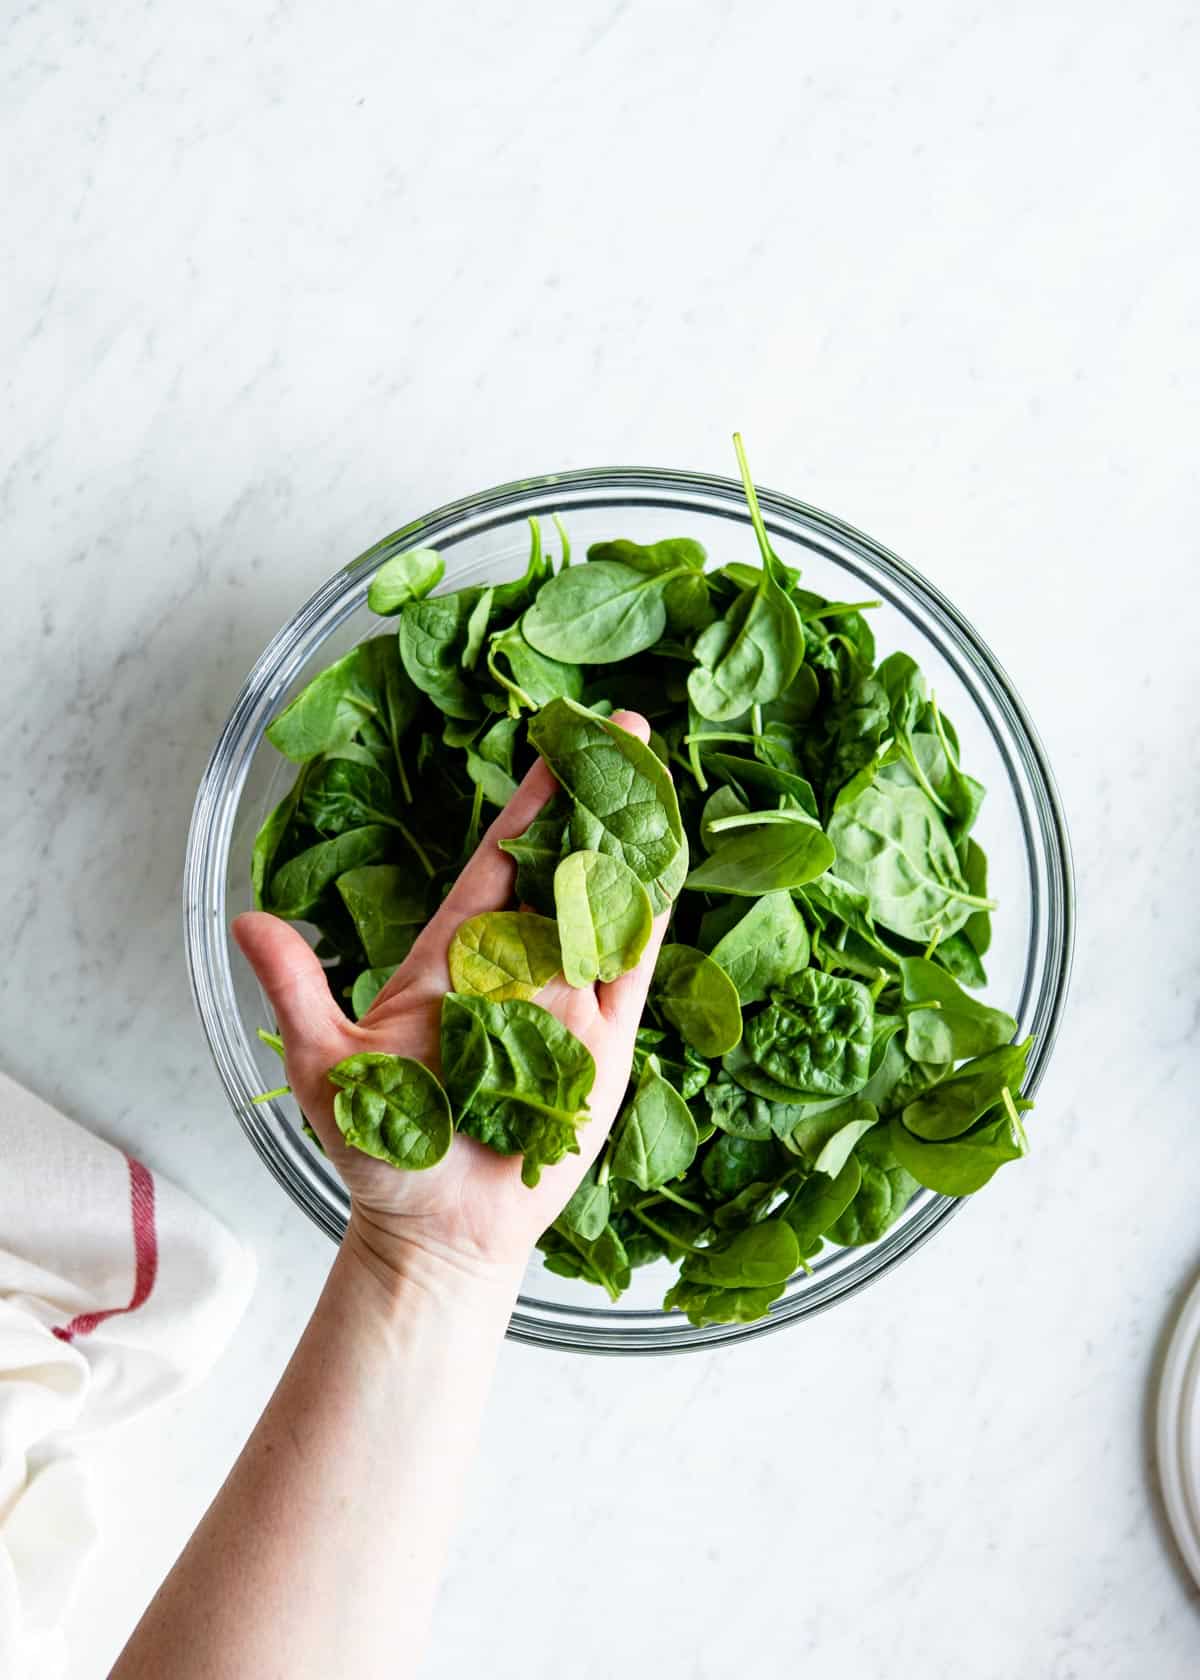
[252,436,1032,1327]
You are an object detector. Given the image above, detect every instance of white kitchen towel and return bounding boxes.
[0,1069,256,1679]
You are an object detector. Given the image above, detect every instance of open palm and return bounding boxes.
[234,710,668,1273]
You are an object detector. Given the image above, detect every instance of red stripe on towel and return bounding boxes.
[52,1157,159,1342]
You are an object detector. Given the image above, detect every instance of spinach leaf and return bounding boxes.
[899,956,1017,1062]
[827,779,992,941]
[266,635,419,764]
[528,698,688,913]
[961,839,992,955]
[335,865,426,966]
[440,994,595,1186]
[705,752,819,820]
[708,891,810,1004]
[744,970,874,1098]
[686,438,804,720]
[447,911,563,1002]
[367,547,444,615]
[523,560,684,663]
[781,1157,862,1253]
[487,621,584,711]
[651,944,743,1057]
[267,825,393,919]
[553,849,653,986]
[890,1095,1029,1196]
[610,1055,699,1190]
[778,1097,878,1177]
[680,1219,800,1288]
[901,1038,1032,1140]
[251,766,309,910]
[704,1075,775,1141]
[662,1277,787,1327]
[559,1164,611,1242]
[539,1221,631,1301]
[326,1052,453,1170]
[587,537,713,636]
[701,1134,779,1198]
[399,590,485,719]
[350,965,398,1020]
[497,793,571,914]
[683,820,835,896]
[827,1125,921,1245]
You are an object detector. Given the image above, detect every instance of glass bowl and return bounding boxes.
[184,467,1074,1354]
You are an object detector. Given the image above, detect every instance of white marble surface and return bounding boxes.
[3,1,1199,1674]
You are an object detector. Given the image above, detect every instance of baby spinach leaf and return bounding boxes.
[781,1157,862,1252]
[350,965,398,1019]
[662,1277,787,1327]
[890,1096,1029,1196]
[266,635,418,764]
[683,820,835,896]
[652,944,743,1057]
[559,1164,611,1242]
[681,1219,800,1289]
[699,785,749,852]
[704,1075,775,1141]
[687,580,805,722]
[251,766,309,910]
[440,994,595,1187]
[708,891,810,1005]
[540,1222,632,1301]
[589,537,713,636]
[931,931,988,989]
[367,547,444,615]
[399,590,485,719]
[497,793,571,914]
[702,1134,780,1199]
[267,826,393,919]
[962,840,992,955]
[523,560,684,663]
[744,970,874,1098]
[705,752,819,820]
[326,1052,452,1171]
[335,865,426,966]
[779,1097,878,1177]
[461,587,494,671]
[901,1038,1032,1141]
[610,1055,699,1190]
[447,911,563,1002]
[827,1125,921,1246]
[553,849,654,986]
[300,754,398,836]
[827,779,992,942]
[487,622,584,711]
[899,956,1017,1063]
[722,1039,830,1104]
[528,698,688,913]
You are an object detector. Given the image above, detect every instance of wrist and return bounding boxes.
[341,1212,525,1325]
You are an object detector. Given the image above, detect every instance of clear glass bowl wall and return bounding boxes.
[185,468,1074,1354]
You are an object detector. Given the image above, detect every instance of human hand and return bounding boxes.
[234,709,669,1285]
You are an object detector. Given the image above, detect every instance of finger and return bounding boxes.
[232,912,346,1055]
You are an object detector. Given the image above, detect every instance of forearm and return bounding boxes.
[113,1228,522,1680]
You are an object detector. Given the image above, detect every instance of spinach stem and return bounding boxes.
[924,926,943,960]
[801,600,883,620]
[628,1204,703,1255]
[653,1183,708,1217]
[396,819,436,877]
[732,430,779,580]
[552,512,571,570]
[250,1085,291,1105]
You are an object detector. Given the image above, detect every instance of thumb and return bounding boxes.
[232,912,346,1056]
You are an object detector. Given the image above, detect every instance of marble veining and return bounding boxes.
[2,1,1199,1675]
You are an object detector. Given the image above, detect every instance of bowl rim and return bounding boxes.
[184,462,1076,1355]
